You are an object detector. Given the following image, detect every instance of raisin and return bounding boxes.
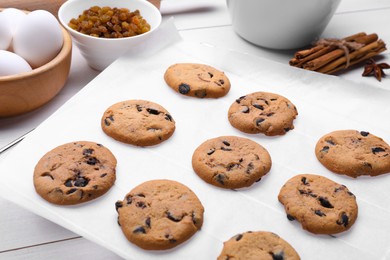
[115,201,123,212]
[246,162,254,174]
[178,83,190,94]
[360,131,369,136]
[145,217,151,228]
[318,196,333,208]
[85,157,99,165]
[314,209,326,217]
[336,213,349,227]
[287,214,295,221]
[133,226,146,234]
[126,195,132,204]
[284,128,290,132]
[195,89,207,98]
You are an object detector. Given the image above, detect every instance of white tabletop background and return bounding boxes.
[0,0,389,259]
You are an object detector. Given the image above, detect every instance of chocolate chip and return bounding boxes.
[82,148,94,155]
[326,139,335,145]
[222,141,230,146]
[85,157,99,165]
[372,147,386,154]
[270,98,277,101]
[241,106,250,113]
[178,83,190,94]
[215,174,225,185]
[284,128,291,132]
[207,148,216,155]
[115,201,123,212]
[145,217,151,228]
[104,115,114,126]
[208,72,214,78]
[334,186,345,192]
[191,211,198,225]
[169,238,177,243]
[146,108,160,115]
[41,172,54,180]
[136,201,147,209]
[360,131,369,136]
[136,193,146,197]
[167,211,182,222]
[219,79,225,85]
[246,162,254,174]
[93,185,98,189]
[256,118,265,126]
[271,251,284,260]
[235,234,243,241]
[74,177,89,187]
[320,146,329,153]
[267,112,275,117]
[318,196,333,208]
[301,177,309,185]
[64,179,73,187]
[336,213,349,227]
[165,114,173,121]
[226,163,239,171]
[126,196,132,204]
[133,226,146,234]
[287,214,295,221]
[100,173,107,178]
[299,189,317,197]
[136,105,143,112]
[66,188,77,195]
[221,147,232,151]
[195,89,207,98]
[235,96,246,104]
[253,104,264,110]
[314,209,326,217]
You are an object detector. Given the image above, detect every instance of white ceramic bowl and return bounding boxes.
[58,0,161,71]
[226,0,341,50]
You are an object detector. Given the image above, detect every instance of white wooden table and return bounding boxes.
[1,0,389,259]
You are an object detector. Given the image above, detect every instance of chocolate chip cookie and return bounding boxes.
[217,231,300,260]
[101,100,175,146]
[115,179,204,250]
[228,91,298,136]
[315,130,390,178]
[192,136,272,189]
[278,174,358,235]
[164,63,231,98]
[33,141,117,205]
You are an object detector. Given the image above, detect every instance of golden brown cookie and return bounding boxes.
[217,231,300,260]
[192,136,272,189]
[228,92,298,136]
[278,174,358,235]
[33,141,117,205]
[164,63,231,98]
[115,179,204,250]
[101,100,175,147]
[315,130,390,178]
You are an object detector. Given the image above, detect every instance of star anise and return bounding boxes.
[362,58,390,81]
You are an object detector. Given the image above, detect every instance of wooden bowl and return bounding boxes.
[0,26,72,117]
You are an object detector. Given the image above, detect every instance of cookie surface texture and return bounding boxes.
[278,174,358,235]
[101,100,175,146]
[164,63,231,98]
[192,136,272,189]
[115,179,204,250]
[315,130,390,178]
[33,141,117,205]
[228,91,298,136]
[217,231,300,260]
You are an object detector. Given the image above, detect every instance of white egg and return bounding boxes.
[1,8,26,34]
[12,10,63,68]
[0,50,32,77]
[0,13,12,50]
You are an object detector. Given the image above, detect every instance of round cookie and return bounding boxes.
[217,231,300,260]
[33,141,117,205]
[164,63,231,98]
[192,136,272,189]
[101,100,175,146]
[278,174,358,235]
[115,179,204,250]
[228,91,298,136]
[315,130,390,178]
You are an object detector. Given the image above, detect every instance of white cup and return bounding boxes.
[226,0,341,49]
